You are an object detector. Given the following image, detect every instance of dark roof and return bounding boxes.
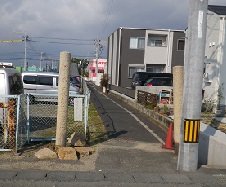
[208,5,226,15]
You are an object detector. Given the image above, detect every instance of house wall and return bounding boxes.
[119,29,145,87]
[108,29,120,86]
[144,30,168,71]
[220,17,226,107]
[107,35,113,84]
[171,31,185,72]
[204,12,226,108]
[112,31,119,85]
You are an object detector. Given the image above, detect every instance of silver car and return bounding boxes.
[22,72,80,103]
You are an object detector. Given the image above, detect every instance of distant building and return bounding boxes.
[107,27,185,89]
[88,59,107,81]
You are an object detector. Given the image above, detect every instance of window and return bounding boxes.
[148,39,163,47]
[178,39,185,51]
[8,75,23,94]
[130,37,145,49]
[23,75,37,84]
[147,34,167,47]
[128,66,145,78]
[146,65,165,73]
[38,76,53,86]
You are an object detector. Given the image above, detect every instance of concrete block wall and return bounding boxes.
[135,86,173,100]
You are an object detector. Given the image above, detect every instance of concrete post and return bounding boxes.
[173,66,184,155]
[56,51,71,147]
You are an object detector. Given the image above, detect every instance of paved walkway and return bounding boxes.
[0,82,226,186]
[0,169,226,187]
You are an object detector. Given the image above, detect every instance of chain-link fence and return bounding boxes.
[27,93,89,142]
[0,79,90,152]
[0,95,27,152]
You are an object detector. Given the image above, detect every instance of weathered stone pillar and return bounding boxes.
[173,66,184,155]
[56,51,71,147]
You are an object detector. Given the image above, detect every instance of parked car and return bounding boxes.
[144,77,173,86]
[131,72,173,89]
[70,76,81,88]
[22,72,80,103]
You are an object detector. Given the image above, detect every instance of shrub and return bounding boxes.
[100,74,108,87]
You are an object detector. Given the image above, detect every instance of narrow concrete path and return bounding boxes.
[88,83,179,173]
[89,83,166,143]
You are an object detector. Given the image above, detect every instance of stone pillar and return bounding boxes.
[56,51,71,147]
[173,66,184,155]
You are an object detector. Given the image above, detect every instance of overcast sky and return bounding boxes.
[0,0,225,68]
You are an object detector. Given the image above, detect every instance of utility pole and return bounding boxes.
[94,38,100,75]
[94,38,104,85]
[177,0,208,171]
[24,33,27,71]
[14,31,29,71]
[40,52,45,71]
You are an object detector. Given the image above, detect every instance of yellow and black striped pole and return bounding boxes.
[184,119,200,143]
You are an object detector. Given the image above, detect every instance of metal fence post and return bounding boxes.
[26,94,30,144]
[84,95,88,136]
[16,95,20,152]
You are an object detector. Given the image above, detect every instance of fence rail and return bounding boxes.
[137,90,158,107]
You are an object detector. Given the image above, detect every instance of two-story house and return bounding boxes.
[203,5,226,110]
[107,27,185,93]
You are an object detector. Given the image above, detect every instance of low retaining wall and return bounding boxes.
[199,123,226,167]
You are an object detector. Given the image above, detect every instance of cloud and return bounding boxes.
[0,0,225,67]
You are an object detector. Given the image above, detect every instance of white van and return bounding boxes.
[21,71,80,103]
[0,65,23,95]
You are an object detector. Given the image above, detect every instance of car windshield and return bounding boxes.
[70,76,80,84]
[146,77,173,86]
[8,74,23,94]
[56,76,80,86]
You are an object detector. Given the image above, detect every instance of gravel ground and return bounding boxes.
[0,142,99,171]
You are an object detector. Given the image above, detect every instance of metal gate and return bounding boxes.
[27,93,90,142]
[0,94,27,152]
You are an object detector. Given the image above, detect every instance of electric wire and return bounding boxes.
[31,36,93,41]
[99,0,114,39]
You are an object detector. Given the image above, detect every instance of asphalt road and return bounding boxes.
[89,83,167,143]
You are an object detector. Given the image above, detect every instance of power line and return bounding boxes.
[31,36,93,41]
[0,52,24,55]
[46,41,94,45]
[99,0,114,38]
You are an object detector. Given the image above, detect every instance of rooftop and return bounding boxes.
[208,5,226,15]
